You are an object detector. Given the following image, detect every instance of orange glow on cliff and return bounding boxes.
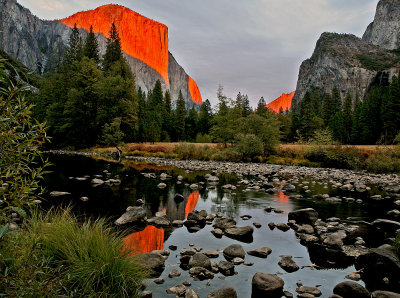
[267,91,295,113]
[123,225,164,256]
[61,4,169,84]
[185,192,200,219]
[188,76,203,104]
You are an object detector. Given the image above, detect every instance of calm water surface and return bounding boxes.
[43,154,393,297]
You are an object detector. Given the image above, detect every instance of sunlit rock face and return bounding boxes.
[0,0,202,106]
[123,225,164,256]
[267,91,294,113]
[188,76,203,105]
[61,4,169,84]
[185,192,200,219]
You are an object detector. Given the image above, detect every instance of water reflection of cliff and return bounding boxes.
[161,191,200,221]
[123,225,164,256]
[185,192,200,218]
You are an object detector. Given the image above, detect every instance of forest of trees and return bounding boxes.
[27,23,400,150]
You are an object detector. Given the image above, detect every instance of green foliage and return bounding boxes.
[0,208,145,297]
[395,233,400,258]
[0,61,49,222]
[357,51,400,71]
[305,146,366,170]
[83,25,100,64]
[366,148,400,173]
[310,128,336,145]
[195,133,212,143]
[63,24,83,69]
[103,23,123,72]
[100,118,125,146]
[175,91,186,141]
[235,134,264,158]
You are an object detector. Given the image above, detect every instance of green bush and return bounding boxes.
[395,233,400,257]
[306,146,366,170]
[1,209,145,297]
[235,134,264,159]
[195,133,212,143]
[366,149,400,173]
[174,143,197,160]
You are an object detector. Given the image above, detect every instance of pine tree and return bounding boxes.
[217,85,229,116]
[103,23,123,72]
[256,97,268,117]
[299,91,314,140]
[185,107,199,141]
[382,76,400,143]
[175,91,186,141]
[199,99,212,135]
[83,25,100,64]
[64,24,83,68]
[162,90,173,141]
[343,93,353,144]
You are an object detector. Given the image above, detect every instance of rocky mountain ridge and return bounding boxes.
[293,0,400,104]
[0,0,202,107]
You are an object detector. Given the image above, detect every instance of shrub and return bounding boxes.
[366,149,400,173]
[99,117,125,146]
[310,128,337,145]
[174,143,196,159]
[395,233,400,257]
[235,134,264,159]
[0,209,145,297]
[0,60,50,222]
[306,146,366,170]
[195,133,212,143]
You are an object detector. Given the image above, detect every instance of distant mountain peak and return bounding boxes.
[267,91,294,113]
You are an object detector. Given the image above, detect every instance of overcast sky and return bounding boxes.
[19,0,378,106]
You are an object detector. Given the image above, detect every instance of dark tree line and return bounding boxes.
[287,79,400,144]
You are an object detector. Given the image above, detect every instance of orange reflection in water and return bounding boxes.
[274,192,290,201]
[123,225,164,256]
[185,191,200,219]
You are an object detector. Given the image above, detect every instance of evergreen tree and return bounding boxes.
[162,90,173,141]
[329,111,346,143]
[382,75,400,143]
[83,25,100,64]
[63,24,83,68]
[299,91,315,140]
[137,87,146,142]
[242,94,252,116]
[217,85,229,116]
[185,107,199,141]
[175,91,186,141]
[198,99,212,135]
[321,93,333,125]
[103,23,123,72]
[343,93,353,144]
[256,97,268,117]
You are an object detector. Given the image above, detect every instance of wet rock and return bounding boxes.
[296,286,322,297]
[345,273,361,281]
[274,209,284,214]
[185,289,200,298]
[204,250,219,258]
[169,269,181,278]
[211,228,223,238]
[206,286,237,298]
[252,273,284,298]
[166,284,186,296]
[157,183,167,189]
[277,223,290,232]
[49,191,72,197]
[80,196,89,202]
[278,255,300,273]
[244,261,254,266]
[247,247,272,258]
[225,226,254,241]
[283,290,294,297]
[233,257,244,265]
[218,260,235,276]
[139,291,152,298]
[253,222,262,228]
[299,233,319,245]
[188,253,211,269]
[213,218,236,230]
[154,278,165,284]
[356,244,400,292]
[241,214,252,220]
[190,184,199,189]
[135,199,144,206]
[174,194,185,203]
[188,267,214,280]
[181,248,197,256]
[115,207,146,225]
[288,208,318,224]
[137,253,165,278]
[372,291,400,298]
[372,219,400,238]
[268,222,276,230]
[333,281,370,298]
[147,216,171,227]
[297,224,315,234]
[323,230,347,247]
[173,220,184,227]
[223,244,245,260]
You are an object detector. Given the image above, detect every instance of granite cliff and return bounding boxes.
[0,0,202,107]
[267,91,294,113]
[293,0,400,104]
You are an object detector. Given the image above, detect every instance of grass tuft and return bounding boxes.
[1,208,145,297]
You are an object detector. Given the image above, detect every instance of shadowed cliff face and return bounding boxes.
[123,225,164,256]
[61,4,169,84]
[267,91,294,113]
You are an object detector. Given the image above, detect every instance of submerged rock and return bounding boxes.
[252,273,284,298]
[333,281,370,298]
[206,286,237,298]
